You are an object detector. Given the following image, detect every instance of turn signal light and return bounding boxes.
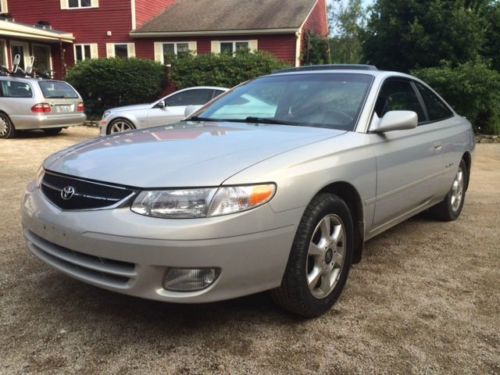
[31,103,51,113]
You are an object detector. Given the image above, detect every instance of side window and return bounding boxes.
[212,90,225,98]
[415,82,453,122]
[165,89,214,107]
[375,79,426,123]
[0,81,33,98]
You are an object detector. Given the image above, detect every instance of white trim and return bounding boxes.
[63,0,99,9]
[32,43,53,72]
[0,20,74,43]
[0,39,7,68]
[0,0,8,13]
[131,28,298,38]
[131,0,136,30]
[74,43,98,62]
[212,40,257,55]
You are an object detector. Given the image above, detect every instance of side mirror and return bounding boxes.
[371,111,418,133]
[184,105,201,118]
[156,100,166,110]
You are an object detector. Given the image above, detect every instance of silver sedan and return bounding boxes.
[99,86,228,135]
[22,66,474,317]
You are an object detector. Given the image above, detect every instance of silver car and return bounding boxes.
[0,77,86,139]
[22,66,474,317]
[99,86,228,135]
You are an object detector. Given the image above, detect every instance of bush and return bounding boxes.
[170,51,288,89]
[66,58,166,119]
[412,61,500,134]
[302,33,331,65]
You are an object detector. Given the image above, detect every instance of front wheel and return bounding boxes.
[430,159,468,221]
[272,193,354,317]
[107,119,136,135]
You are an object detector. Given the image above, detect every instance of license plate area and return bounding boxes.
[54,105,73,113]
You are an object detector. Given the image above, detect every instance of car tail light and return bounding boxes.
[31,103,52,113]
[77,102,85,112]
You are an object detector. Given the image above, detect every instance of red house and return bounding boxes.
[1,0,328,79]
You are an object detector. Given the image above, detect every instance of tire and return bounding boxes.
[107,119,136,135]
[430,159,468,221]
[0,113,16,139]
[43,128,63,135]
[272,193,354,318]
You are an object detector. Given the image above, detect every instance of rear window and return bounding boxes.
[0,81,33,98]
[38,81,79,99]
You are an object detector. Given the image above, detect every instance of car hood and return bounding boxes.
[44,122,345,188]
[108,103,152,113]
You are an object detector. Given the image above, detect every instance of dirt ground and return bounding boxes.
[0,127,499,374]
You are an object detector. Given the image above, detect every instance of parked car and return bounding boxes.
[22,65,474,317]
[99,86,228,135]
[0,77,86,139]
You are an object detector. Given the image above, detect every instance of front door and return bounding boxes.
[369,78,445,230]
[11,41,30,70]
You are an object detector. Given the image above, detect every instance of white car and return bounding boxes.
[99,86,228,135]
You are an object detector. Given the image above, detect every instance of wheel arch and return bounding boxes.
[317,181,365,264]
[107,116,136,134]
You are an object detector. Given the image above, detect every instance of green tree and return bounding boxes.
[329,0,366,64]
[483,1,500,70]
[362,0,487,71]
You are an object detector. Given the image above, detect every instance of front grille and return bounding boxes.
[41,171,135,210]
[26,230,136,287]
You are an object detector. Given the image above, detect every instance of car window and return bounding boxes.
[375,79,426,123]
[415,82,453,122]
[212,90,225,98]
[38,81,79,99]
[165,89,214,107]
[0,80,33,98]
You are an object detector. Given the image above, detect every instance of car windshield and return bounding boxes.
[194,73,373,131]
[38,81,79,99]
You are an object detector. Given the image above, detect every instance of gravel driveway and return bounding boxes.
[1,127,499,374]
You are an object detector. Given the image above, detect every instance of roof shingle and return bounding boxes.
[134,0,317,34]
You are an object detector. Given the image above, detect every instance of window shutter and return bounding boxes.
[60,0,68,10]
[154,42,164,63]
[249,40,258,52]
[128,43,136,58]
[106,43,115,58]
[211,41,220,54]
[188,41,197,56]
[90,44,99,59]
[0,0,8,12]
[91,0,99,7]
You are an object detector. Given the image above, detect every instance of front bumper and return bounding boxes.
[21,182,300,303]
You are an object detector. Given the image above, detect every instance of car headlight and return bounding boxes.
[131,184,276,219]
[35,165,45,188]
[102,110,111,119]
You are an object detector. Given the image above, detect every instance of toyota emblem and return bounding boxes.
[61,186,76,200]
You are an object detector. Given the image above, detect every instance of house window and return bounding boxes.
[0,0,8,14]
[61,0,98,9]
[74,44,98,62]
[0,40,6,68]
[68,0,91,8]
[212,40,257,55]
[106,43,135,59]
[154,42,196,64]
[32,44,52,75]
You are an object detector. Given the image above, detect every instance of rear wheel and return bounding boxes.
[107,119,135,134]
[43,128,63,135]
[430,159,468,221]
[0,113,16,139]
[272,193,353,318]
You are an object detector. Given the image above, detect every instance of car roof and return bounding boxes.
[0,76,66,83]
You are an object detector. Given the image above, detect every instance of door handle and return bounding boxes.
[434,143,443,151]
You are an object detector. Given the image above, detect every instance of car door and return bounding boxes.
[369,78,446,230]
[147,89,215,128]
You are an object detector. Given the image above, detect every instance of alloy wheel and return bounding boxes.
[450,166,464,212]
[306,214,347,299]
[0,117,8,137]
[109,120,134,134]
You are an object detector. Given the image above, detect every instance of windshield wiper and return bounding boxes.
[185,116,220,122]
[243,117,301,126]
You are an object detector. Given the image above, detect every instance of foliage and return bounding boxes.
[302,33,331,65]
[66,58,165,118]
[362,0,488,72]
[329,0,366,64]
[483,1,500,70]
[170,51,288,89]
[413,61,500,134]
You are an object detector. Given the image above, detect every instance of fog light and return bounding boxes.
[163,268,220,292]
